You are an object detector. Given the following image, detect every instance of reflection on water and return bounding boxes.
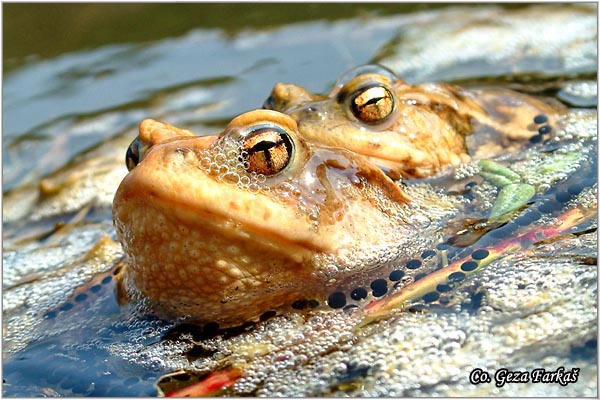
[2,3,597,398]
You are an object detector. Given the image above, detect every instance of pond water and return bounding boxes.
[2,3,597,397]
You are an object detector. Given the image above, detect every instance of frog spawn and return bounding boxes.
[2,227,123,354]
[151,235,596,397]
[454,109,591,216]
[318,107,597,315]
[2,230,167,396]
[4,292,184,396]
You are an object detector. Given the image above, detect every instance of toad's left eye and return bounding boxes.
[350,85,395,124]
[240,127,294,176]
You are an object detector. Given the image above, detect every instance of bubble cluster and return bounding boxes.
[454,161,481,180]
[3,224,122,355]
[196,136,268,193]
[3,258,164,396]
[557,109,598,141]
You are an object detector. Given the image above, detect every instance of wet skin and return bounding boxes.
[112,110,450,326]
[265,65,564,179]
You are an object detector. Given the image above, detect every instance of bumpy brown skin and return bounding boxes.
[265,65,563,179]
[113,111,423,326]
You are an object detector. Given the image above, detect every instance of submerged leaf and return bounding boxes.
[489,183,535,219]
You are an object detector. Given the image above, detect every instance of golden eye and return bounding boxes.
[350,85,395,124]
[240,127,294,176]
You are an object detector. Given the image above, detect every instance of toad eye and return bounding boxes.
[240,127,294,176]
[126,137,144,171]
[350,85,395,124]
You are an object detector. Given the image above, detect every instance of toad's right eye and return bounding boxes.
[126,137,144,171]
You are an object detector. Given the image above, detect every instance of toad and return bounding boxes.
[112,110,455,326]
[265,65,564,179]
